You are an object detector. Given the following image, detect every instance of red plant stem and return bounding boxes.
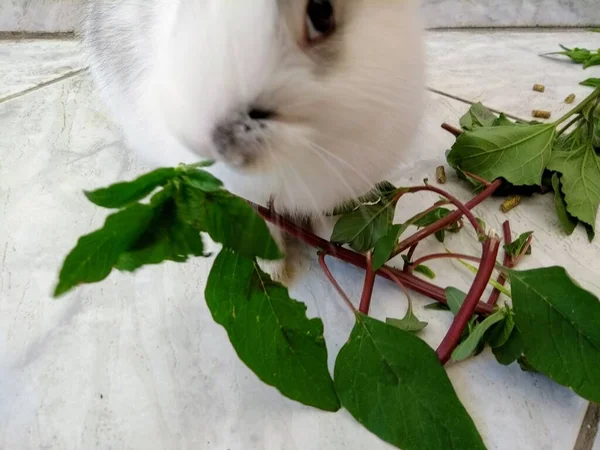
[441,123,463,137]
[253,203,494,315]
[411,253,482,268]
[399,185,484,236]
[359,252,376,314]
[403,243,419,273]
[487,221,512,306]
[436,236,501,364]
[395,179,503,254]
[462,171,492,187]
[380,268,413,304]
[318,252,356,313]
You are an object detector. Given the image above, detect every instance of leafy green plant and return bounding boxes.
[446,87,600,240]
[52,56,600,450]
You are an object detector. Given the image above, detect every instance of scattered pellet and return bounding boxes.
[564,94,576,104]
[532,84,545,93]
[501,196,521,213]
[532,110,551,119]
[436,165,447,184]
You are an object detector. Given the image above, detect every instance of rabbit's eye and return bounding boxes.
[306,0,335,42]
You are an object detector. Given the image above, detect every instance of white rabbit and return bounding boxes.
[84,0,425,282]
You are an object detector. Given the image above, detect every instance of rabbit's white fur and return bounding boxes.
[84,0,425,280]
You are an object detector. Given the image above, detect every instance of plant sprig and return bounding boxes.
[51,45,600,450]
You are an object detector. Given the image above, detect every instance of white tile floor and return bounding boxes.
[1,30,599,450]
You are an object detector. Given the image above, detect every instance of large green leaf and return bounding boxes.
[205,249,340,411]
[547,143,600,234]
[115,196,206,272]
[372,224,408,270]
[552,174,578,235]
[447,123,556,186]
[334,314,485,450]
[459,103,497,131]
[331,202,396,253]
[176,185,282,260]
[510,267,600,402]
[84,168,179,208]
[54,204,155,296]
[492,327,524,366]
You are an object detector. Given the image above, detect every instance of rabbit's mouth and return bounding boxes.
[211,109,277,170]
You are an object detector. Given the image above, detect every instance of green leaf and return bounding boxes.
[492,327,524,366]
[386,305,428,333]
[551,174,578,235]
[581,78,600,88]
[176,185,282,260]
[459,103,498,131]
[584,54,600,69]
[180,170,224,192]
[503,231,533,258]
[447,123,556,186]
[372,224,407,270]
[493,113,516,127]
[452,310,506,362]
[115,196,206,272]
[334,314,486,450]
[205,249,340,411]
[331,202,396,253]
[510,267,600,403]
[547,142,600,233]
[445,287,467,316]
[330,181,398,215]
[547,45,592,64]
[414,264,436,279]
[486,309,515,348]
[412,207,452,227]
[84,168,179,208]
[424,302,450,311]
[54,204,155,296]
[517,356,538,373]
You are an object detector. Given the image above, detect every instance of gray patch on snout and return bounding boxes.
[212,113,268,167]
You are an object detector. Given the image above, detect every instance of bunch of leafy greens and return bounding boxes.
[446,87,600,240]
[53,41,600,450]
[54,157,600,449]
[545,44,600,70]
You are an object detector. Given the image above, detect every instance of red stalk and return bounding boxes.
[395,180,503,254]
[436,235,501,364]
[318,252,356,313]
[253,203,494,316]
[441,123,463,137]
[359,252,376,314]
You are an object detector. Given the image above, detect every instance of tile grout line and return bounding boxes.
[0,68,87,105]
[574,403,600,450]
[426,86,531,122]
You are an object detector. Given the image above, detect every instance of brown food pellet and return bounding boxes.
[532,110,551,119]
[564,94,576,104]
[532,84,545,93]
[500,196,521,213]
[436,165,447,184]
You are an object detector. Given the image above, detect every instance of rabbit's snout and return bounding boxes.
[212,109,274,168]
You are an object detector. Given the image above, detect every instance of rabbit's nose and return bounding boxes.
[248,108,275,120]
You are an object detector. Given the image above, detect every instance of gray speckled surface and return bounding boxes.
[0,0,598,32]
[423,0,599,28]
